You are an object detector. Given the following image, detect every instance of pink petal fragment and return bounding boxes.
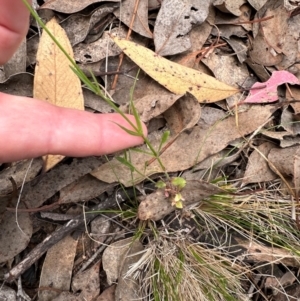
[243,70,300,104]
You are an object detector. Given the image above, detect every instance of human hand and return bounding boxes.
[0,0,147,163]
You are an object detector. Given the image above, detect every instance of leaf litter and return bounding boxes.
[2,0,300,300]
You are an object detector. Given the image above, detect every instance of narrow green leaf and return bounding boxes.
[116,156,135,172]
[158,130,170,152]
[114,123,141,137]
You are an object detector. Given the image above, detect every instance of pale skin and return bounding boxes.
[0,0,147,163]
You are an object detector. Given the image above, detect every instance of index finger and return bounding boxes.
[0,0,31,64]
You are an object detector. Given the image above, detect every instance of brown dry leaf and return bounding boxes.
[91,105,275,186]
[163,93,201,135]
[0,72,33,97]
[61,4,118,46]
[52,262,101,301]
[268,145,299,177]
[90,216,111,246]
[242,142,277,185]
[224,36,248,64]
[83,87,115,113]
[261,129,300,148]
[233,234,300,267]
[122,93,182,123]
[38,234,78,301]
[214,4,252,31]
[34,18,84,171]
[22,157,105,209]
[0,197,32,263]
[249,29,283,67]
[287,86,300,114]
[40,0,119,14]
[250,0,298,69]
[71,262,100,300]
[202,49,250,107]
[213,0,247,16]
[114,0,152,38]
[154,0,210,56]
[97,285,116,301]
[74,27,126,64]
[112,37,239,103]
[175,6,215,68]
[248,0,268,10]
[138,180,224,221]
[0,158,43,195]
[281,107,300,135]
[59,175,116,204]
[198,106,227,128]
[294,148,300,197]
[280,136,300,148]
[114,239,144,301]
[102,237,140,285]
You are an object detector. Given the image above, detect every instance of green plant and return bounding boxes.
[24,3,300,300]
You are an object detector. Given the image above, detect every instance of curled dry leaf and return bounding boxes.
[138,180,224,221]
[163,92,201,135]
[112,37,239,103]
[34,18,84,171]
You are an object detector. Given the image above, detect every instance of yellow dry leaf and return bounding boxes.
[34,18,84,171]
[112,37,239,103]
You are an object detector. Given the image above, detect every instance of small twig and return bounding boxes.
[229,15,274,25]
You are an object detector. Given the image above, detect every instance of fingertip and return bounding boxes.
[124,114,148,138]
[98,113,147,154]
